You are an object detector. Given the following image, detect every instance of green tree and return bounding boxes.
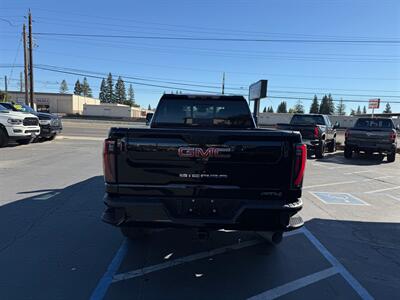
[74,80,82,95]
[105,73,114,103]
[336,99,346,115]
[309,95,319,114]
[59,80,68,94]
[99,78,107,103]
[350,109,356,116]
[383,103,392,113]
[356,106,361,115]
[277,101,287,113]
[362,106,367,114]
[327,94,335,115]
[263,107,267,113]
[267,106,274,113]
[148,104,152,110]
[319,95,330,114]
[128,84,135,104]
[114,76,126,104]
[293,100,304,113]
[82,77,93,97]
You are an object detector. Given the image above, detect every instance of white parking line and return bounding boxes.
[344,170,372,175]
[302,228,373,300]
[32,192,60,200]
[112,239,262,283]
[303,180,357,189]
[247,267,339,300]
[386,194,400,202]
[365,186,400,194]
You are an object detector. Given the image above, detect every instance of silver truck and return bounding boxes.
[344,117,399,162]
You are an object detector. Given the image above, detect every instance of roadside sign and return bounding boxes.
[368,98,380,109]
[249,80,268,100]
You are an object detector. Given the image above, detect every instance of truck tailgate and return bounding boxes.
[112,128,300,200]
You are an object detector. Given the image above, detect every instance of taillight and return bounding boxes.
[293,144,307,187]
[389,132,396,142]
[314,127,319,138]
[103,139,116,183]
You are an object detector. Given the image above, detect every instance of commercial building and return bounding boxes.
[6,91,100,114]
[83,103,151,118]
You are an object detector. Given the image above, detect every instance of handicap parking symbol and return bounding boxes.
[312,192,369,205]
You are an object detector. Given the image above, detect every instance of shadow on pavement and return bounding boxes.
[0,176,123,300]
[315,151,387,165]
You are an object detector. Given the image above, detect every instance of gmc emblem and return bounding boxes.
[177,147,231,158]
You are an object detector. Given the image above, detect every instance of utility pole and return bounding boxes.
[221,72,225,95]
[20,72,23,92]
[28,10,34,108]
[4,76,8,99]
[23,23,29,105]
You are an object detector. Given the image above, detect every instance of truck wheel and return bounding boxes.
[0,128,9,147]
[120,226,150,240]
[16,138,32,145]
[344,146,353,159]
[327,139,336,153]
[387,152,396,163]
[47,134,56,141]
[315,143,325,159]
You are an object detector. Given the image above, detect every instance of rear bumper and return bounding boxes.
[345,142,396,153]
[102,194,303,232]
[303,139,321,150]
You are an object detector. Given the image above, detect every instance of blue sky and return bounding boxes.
[1,0,399,113]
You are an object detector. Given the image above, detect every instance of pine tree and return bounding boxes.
[309,95,319,114]
[263,107,267,113]
[114,77,126,104]
[362,106,367,114]
[327,94,335,115]
[293,100,304,113]
[356,106,361,115]
[267,106,274,113]
[105,73,114,103]
[81,77,93,97]
[383,103,392,114]
[74,80,82,95]
[277,101,287,113]
[99,79,107,103]
[350,109,356,116]
[128,84,135,103]
[59,80,68,94]
[148,104,152,110]
[319,95,330,114]
[336,98,346,115]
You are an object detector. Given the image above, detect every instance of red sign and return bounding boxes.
[368,98,380,109]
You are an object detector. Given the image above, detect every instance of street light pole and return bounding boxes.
[28,10,35,108]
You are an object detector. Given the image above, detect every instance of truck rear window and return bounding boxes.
[152,98,254,129]
[290,115,325,125]
[355,118,394,129]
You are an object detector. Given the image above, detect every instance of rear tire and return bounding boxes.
[315,142,325,159]
[120,226,150,240]
[0,128,9,147]
[344,146,353,159]
[16,138,32,145]
[387,152,396,163]
[327,139,336,153]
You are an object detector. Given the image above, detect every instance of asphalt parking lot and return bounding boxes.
[0,122,399,300]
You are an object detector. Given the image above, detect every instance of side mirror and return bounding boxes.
[333,121,340,129]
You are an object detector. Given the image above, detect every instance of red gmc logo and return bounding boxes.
[177,147,231,158]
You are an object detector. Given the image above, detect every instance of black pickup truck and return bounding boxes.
[345,117,398,162]
[277,114,339,158]
[102,94,306,241]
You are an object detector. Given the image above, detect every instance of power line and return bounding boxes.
[33,32,400,44]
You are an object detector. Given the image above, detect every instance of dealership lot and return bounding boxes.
[0,125,399,300]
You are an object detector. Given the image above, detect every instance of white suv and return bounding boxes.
[0,103,41,147]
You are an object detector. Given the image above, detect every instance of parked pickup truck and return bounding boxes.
[0,103,40,147]
[277,114,339,158]
[345,117,398,162]
[0,102,62,140]
[102,94,306,242]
